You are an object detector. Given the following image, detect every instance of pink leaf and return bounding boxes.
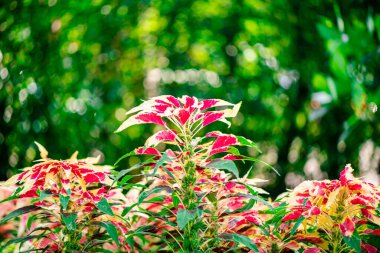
[304,248,321,253]
[177,109,191,125]
[282,211,302,222]
[284,241,300,250]
[246,215,262,225]
[84,172,105,183]
[146,130,177,147]
[309,206,321,215]
[351,197,366,205]
[222,154,243,160]
[200,99,233,110]
[136,147,161,156]
[339,164,354,185]
[166,95,181,107]
[363,229,380,236]
[182,95,197,108]
[205,131,223,137]
[361,243,378,253]
[135,112,165,125]
[210,135,238,155]
[339,217,355,237]
[116,112,165,132]
[202,111,224,127]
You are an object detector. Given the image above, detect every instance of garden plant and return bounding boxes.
[0,95,379,252]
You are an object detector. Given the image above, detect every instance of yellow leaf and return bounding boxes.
[34,141,48,159]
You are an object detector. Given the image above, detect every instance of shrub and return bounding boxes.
[0,95,379,253]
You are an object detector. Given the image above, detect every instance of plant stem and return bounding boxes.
[181,130,199,251]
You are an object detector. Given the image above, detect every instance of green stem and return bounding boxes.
[181,130,199,251]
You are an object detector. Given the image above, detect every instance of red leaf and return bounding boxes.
[348,183,362,190]
[339,217,355,237]
[135,147,161,156]
[84,172,105,183]
[135,112,165,126]
[210,135,238,155]
[177,109,191,125]
[205,131,222,137]
[154,130,176,141]
[222,154,243,160]
[309,206,321,215]
[351,197,366,205]
[246,215,262,225]
[200,99,219,110]
[225,182,236,190]
[282,211,302,222]
[304,248,321,253]
[363,229,380,236]
[284,241,300,250]
[200,98,233,110]
[339,164,354,185]
[183,96,197,108]
[202,111,224,127]
[166,95,181,107]
[146,130,177,147]
[361,243,378,253]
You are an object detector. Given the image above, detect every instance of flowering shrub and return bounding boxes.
[1,95,380,252]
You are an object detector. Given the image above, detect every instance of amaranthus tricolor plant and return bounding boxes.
[0,143,127,252]
[267,164,380,253]
[115,95,270,252]
[1,95,380,252]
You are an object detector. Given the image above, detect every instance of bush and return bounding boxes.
[1,96,379,252]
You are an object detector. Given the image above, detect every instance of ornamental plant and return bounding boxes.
[0,143,128,252]
[267,164,380,253]
[1,95,380,252]
[115,95,270,252]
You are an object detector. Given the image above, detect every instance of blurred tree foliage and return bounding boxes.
[0,0,379,196]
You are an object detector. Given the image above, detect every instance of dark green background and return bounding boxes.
[1,0,379,196]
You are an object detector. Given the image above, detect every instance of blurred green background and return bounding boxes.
[1,0,379,197]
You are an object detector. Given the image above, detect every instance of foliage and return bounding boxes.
[115,95,267,252]
[0,144,128,252]
[1,95,379,252]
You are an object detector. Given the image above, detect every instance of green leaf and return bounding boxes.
[121,203,137,217]
[163,167,175,179]
[113,150,136,166]
[0,187,23,204]
[240,184,273,210]
[152,151,173,177]
[3,235,41,248]
[62,212,77,230]
[177,208,197,230]
[172,192,180,208]
[236,136,261,153]
[316,20,340,40]
[112,157,154,188]
[60,194,70,210]
[96,198,114,216]
[27,215,36,230]
[118,175,135,186]
[138,185,172,204]
[343,232,361,253]
[290,216,305,235]
[101,222,120,247]
[207,160,239,178]
[0,205,41,224]
[220,233,258,252]
[40,190,52,202]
